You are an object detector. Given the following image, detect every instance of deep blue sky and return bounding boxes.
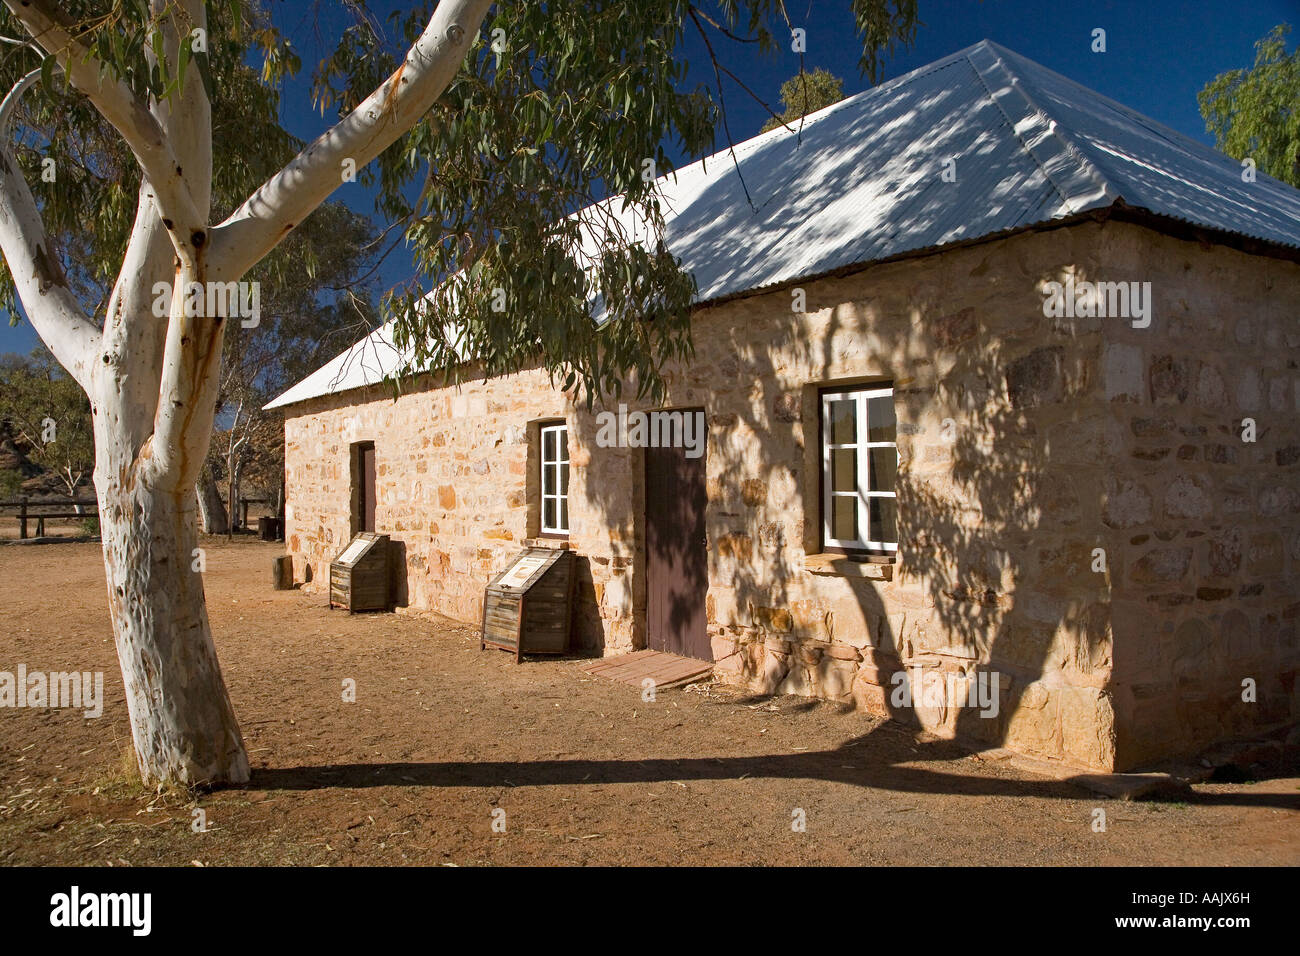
[2,0,1295,357]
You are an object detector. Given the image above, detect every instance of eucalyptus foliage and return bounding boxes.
[308,0,917,405]
[0,0,300,318]
[1199,23,1300,188]
[760,68,845,133]
[3,1,918,407]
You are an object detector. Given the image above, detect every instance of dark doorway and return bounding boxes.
[645,412,710,661]
[353,441,376,534]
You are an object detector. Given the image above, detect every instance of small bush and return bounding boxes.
[0,468,22,497]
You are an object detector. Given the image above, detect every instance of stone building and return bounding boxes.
[268,41,1300,772]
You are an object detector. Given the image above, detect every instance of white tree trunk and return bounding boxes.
[226,443,240,534]
[231,455,245,533]
[196,469,228,535]
[95,452,248,786]
[0,0,493,787]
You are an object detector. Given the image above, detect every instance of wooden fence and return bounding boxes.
[2,494,278,539]
[0,497,98,539]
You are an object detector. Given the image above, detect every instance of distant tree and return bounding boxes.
[199,200,380,535]
[0,348,94,501]
[760,68,846,133]
[1199,23,1300,187]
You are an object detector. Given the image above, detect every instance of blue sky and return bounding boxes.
[2,0,1295,357]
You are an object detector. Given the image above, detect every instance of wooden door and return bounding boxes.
[645,420,710,661]
[357,443,376,533]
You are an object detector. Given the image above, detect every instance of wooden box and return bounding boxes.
[481,547,575,662]
[329,532,390,613]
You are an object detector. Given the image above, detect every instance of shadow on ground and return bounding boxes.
[249,721,1300,810]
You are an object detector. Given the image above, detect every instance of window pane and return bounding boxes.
[543,428,556,463]
[557,427,568,462]
[541,463,553,498]
[827,399,856,444]
[559,498,569,532]
[831,495,857,541]
[543,497,556,530]
[870,495,897,545]
[831,448,856,493]
[560,462,570,496]
[867,446,897,493]
[867,395,896,442]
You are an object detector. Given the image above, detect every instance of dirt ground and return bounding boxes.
[0,539,1296,866]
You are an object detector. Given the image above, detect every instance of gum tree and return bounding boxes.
[759,68,845,133]
[0,0,915,786]
[0,346,94,501]
[1199,24,1300,188]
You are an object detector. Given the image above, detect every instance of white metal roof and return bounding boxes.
[266,38,1300,411]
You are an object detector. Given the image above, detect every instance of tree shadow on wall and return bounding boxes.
[566,217,1116,774]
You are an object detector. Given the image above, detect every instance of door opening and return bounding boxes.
[644,412,709,661]
[352,441,376,534]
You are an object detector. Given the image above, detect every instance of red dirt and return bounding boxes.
[1,539,1297,866]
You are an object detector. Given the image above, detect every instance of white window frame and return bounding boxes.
[539,422,569,535]
[820,386,897,552]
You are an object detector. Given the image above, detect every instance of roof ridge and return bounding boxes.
[963,42,1119,215]
[266,40,1300,412]
[656,43,979,192]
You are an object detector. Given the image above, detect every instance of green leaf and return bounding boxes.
[177,38,191,95]
[39,54,57,97]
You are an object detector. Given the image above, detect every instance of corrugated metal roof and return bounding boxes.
[266,39,1300,411]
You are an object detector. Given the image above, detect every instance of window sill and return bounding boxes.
[803,553,895,580]
[526,536,571,549]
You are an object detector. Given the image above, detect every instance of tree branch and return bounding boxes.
[143,259,224,489]
[1,0,208,264]
[0,70,99,390]
[206,0,494,281]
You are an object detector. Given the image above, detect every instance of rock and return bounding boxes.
[1195,363,1227,407]
[852,674,891,717]
[1069,772,1190,801]
[1163,475,1212,520]
[772,393,801,423]
[817,658,857,700]
[1129,547,1192,585]
[934,307,978,347]
[1103,343,1144,402]
[756,607,793,632]
[1149,354,1191,403]
[1006,346,1064,408]
[1060,686,1116,768]
[1102,477,1152,529]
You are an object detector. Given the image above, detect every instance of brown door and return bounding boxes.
[645,417,710,661]
[357,443,376,533]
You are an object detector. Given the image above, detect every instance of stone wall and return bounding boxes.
[283,218,1300,772]
[1097,227,1300,768]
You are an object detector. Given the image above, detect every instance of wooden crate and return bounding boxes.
[329,532,390,613]
[481,547,575,662]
